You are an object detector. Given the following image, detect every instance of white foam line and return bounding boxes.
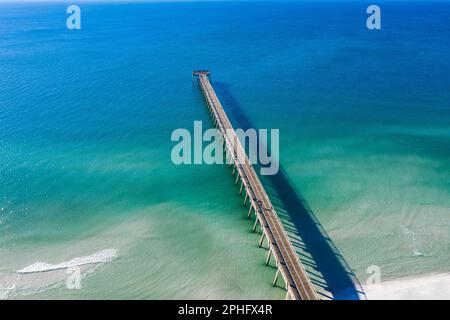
[16,249,118,274]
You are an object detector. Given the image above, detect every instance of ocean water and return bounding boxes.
[0,1,449,299]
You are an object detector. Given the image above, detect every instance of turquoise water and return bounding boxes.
[0,1,449,299]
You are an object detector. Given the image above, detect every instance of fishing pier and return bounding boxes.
[193,70,319,300]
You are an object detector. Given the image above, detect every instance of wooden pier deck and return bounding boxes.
[193,71,319,300]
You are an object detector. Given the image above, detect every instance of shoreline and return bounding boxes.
[364,272,450,300]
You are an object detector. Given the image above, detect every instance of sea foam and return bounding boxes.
[16,249,118,274]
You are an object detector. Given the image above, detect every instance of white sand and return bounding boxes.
[365,273,450,300]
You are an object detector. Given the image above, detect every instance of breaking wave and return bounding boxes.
[16,249,118,274]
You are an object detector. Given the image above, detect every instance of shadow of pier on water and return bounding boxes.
[213,81,366,300]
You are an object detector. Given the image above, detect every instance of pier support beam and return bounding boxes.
[225,150,230,166]
[252,217,259,232]
[258,233,265,248]
[244,192,248,206]
[247,205,253,218]
[239,181,244,195]
[265,247,272,266]
[234,173,240,185]
[273,267,280,286]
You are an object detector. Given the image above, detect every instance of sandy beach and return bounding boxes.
[365,273,450,300]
